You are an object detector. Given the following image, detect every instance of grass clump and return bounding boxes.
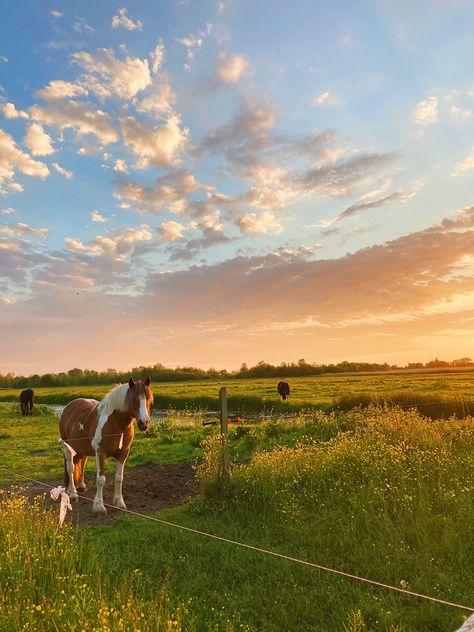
[0,489,192,631]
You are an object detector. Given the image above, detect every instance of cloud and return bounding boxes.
[52,162,74,179]
[196,102,277,156]
[176,25,211,69]
[414,96,438,125]
[149,42,165,75]
[215,52,248,83]
[115,170,201,214]
[238,210,282,234]
[158,220,186,242]
[37,80,88,101]
[1,102,29,119]
[120,115,188,169]
[0,222,49,239]
[30,100,118,144]
[333,191,412,223]
[73,17,94,34]
[135,79,176,117]
[91,211,107,223]
[24,123,55,156]
[312,91,341,107]
[452,148,474,176]
[71,48,151,100]
[0,128,49,191]
[113,159,128,173]
[49,10,62,18]
[64,223,152,259]
[296,152,396,197]
[142,205,474,329]
[111,8,143,31]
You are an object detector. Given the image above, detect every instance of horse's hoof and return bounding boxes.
[69,492,79,502]
[93,503,107,515]
[113,497,127,510]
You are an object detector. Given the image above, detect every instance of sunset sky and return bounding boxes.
[0,0,473,375]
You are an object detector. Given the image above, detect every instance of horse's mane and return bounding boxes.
[97,383,129,417]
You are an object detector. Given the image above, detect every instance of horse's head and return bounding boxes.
[127,376,153,431]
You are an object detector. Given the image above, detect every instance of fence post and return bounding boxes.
[219,386,229,481]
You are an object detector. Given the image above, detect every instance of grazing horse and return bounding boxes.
[277,380,290,401]
[59,377,153,514]
[20,389,35,415]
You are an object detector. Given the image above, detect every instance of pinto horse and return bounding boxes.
[20,389,35,415]
[59,377,153,514]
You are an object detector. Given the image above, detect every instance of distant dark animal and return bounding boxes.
[59,377,153,515]
[20,389,35,416]
[277,380,290,401]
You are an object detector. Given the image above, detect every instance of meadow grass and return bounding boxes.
[90,408,474,631]
[1,402,474,630]
[0,489,193,631]
[0,370,473,416]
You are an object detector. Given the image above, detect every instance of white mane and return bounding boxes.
[97,383,129,417]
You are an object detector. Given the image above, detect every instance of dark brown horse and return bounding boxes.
[59,377,153,514]
[277,380,290,401]
[20,389,35,415]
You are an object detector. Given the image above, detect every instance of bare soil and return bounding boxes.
[17,462,198,527]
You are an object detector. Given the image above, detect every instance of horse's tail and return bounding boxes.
[63,456,69,487]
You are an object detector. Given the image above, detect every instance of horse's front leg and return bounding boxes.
[113,453,129,509]
[93,449,107,515]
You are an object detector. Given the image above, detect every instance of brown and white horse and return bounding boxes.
[59,377,153,514]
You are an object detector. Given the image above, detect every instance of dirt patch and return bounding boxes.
[16,462,198,527]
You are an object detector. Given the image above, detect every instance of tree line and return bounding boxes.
[0,357,472,389]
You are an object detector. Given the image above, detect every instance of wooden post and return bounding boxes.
[219,386,229,481]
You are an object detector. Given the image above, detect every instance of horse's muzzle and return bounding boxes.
[137,419,150,431]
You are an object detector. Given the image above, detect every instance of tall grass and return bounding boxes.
[333,391,474,419]
[0,489,191,631]
[195,407,474,630]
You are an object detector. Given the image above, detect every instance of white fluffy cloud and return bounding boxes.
[37,80,88,101]
[136,79,176,117]
[414,96,438,125]
[0,222,49,238]
[216,52,248,83]
[30,101,118,144]
[64,223,152,259]
[159,220,186,242]
[1,102,29,119]
[91,211,107,223]
[111,8,143,31]
[0,128,49,190]
[24,123,54,156]
[238,210,282,234]
[71,49,151,100]
[120,115,188,169]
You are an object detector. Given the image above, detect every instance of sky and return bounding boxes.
[0,0,473,375]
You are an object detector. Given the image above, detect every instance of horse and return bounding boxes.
[277,380,290,401]
[59,377,153,515]
[20,389,35,415]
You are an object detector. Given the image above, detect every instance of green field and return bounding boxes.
[1,375,474,631]
[1,370,473,418]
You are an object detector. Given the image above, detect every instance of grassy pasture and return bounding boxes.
[0,370,473,417]
[1,388,474,630]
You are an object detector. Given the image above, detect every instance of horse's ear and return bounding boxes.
[128,377,135,388]
[144,376,151,386]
